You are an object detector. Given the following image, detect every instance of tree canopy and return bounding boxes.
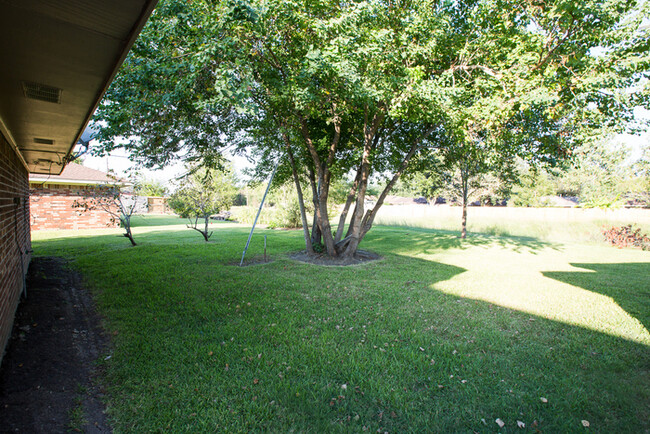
[94,0,649,256]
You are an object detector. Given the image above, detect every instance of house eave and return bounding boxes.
[0,0,159,175]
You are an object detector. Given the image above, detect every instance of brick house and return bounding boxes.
[0,1,157,366]
[29,163,123,231]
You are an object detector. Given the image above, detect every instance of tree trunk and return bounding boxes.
[461,175,468,239]
[124,225,137,246]
[341,110,386,258]
[335,169,361,243]
[358,138,425,241]
[461,201,468,239]
[342,148,371,258]
[285,137,314,254]
[307,168,322,247]
[202,215,212,241]
[343,122,429,255]
[120,214,137,246]
[311,214,322,246]
[345,202,359,239]
[187,216,212,241]
[299,116,337,256]
[317,185,337,256]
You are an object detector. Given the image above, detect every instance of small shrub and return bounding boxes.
[602,224,650,250]
[231,205,287,227]
[267,200,302,229]
[312,241,325,253]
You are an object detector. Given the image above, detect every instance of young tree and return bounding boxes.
[168,167,237,241]
[94,0,649,257]
[73,184,139,246]
[410,136,516,238]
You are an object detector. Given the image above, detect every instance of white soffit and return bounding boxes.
[0,0,158,174]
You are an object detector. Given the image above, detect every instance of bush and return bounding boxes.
[231,202,303,229]
[231,206,275,225]
[267,200,302,229]
[602,225,650,250]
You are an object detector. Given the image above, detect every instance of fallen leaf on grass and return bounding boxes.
[517,420,525,428]
[582,420,590,427]
[496,418,505,428]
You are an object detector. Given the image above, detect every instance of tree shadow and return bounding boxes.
[259,255,649,431]
[543,263,650,331]
[369,225,560,255]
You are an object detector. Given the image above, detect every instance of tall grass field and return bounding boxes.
[31,213,650,432]
[374,204,650,243]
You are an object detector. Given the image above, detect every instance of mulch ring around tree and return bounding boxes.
[0,257,110,433]
[289,250,382,266]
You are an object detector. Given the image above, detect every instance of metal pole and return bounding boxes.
[264,235,267,263]
[240,158,281,266]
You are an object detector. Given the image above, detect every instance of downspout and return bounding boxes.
[13,197,31,298]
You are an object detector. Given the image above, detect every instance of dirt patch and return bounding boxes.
[289,250,382,266]
[0,257,110,433]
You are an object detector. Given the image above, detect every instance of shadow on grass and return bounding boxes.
[370,225,560,254]
[543,263,650,331]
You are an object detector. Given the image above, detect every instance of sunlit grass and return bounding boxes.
[31,219,650,432]
[378,227,649,344]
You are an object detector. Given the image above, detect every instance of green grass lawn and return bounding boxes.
[32,217,650,432]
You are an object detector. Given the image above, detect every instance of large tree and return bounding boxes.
[94,0,649,257]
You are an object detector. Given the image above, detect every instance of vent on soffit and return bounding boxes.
[33,138,54,145]
[22,82,62,103]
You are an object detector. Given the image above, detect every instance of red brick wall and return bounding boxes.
[0,133,31,366]
[30,186,120,231]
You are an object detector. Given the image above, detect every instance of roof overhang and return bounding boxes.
[29,178,124,187]
[0,0,158,175]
